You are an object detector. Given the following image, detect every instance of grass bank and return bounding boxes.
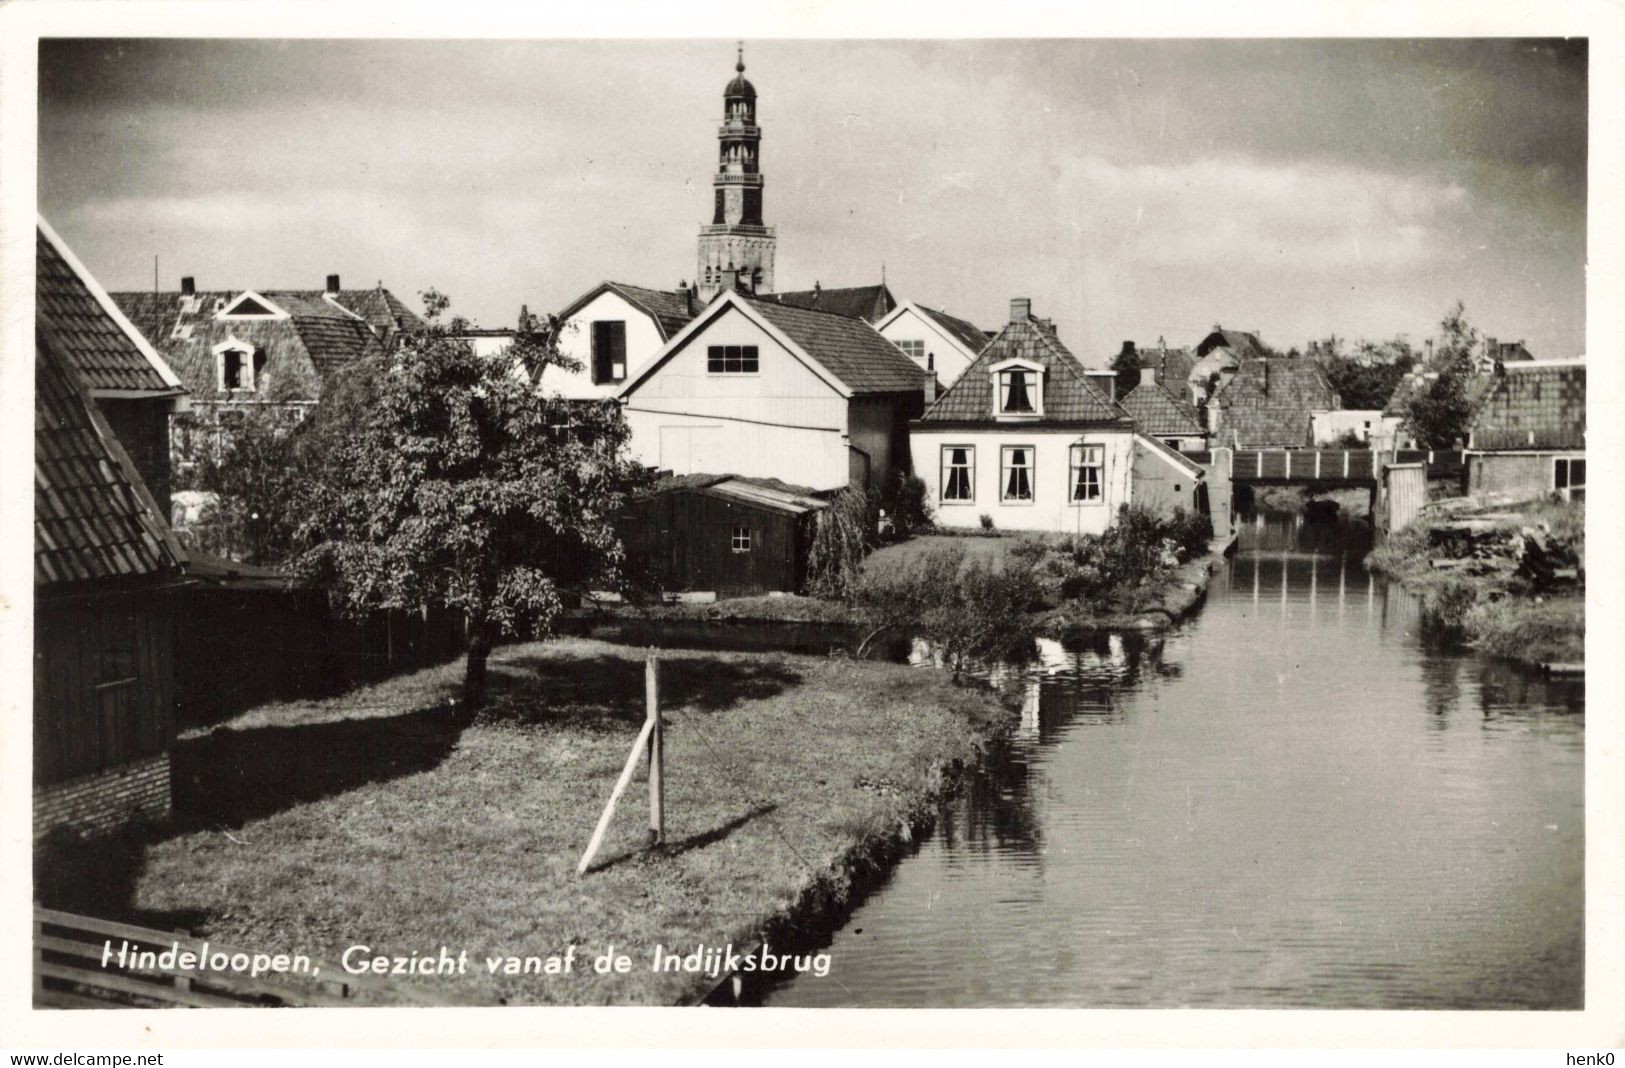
[1365,499,1584,669]
[36,638,1014,1006]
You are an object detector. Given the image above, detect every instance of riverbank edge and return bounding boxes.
[576,534,1239,641]
[689,697,1020,1007]
[1364,534,1583,674]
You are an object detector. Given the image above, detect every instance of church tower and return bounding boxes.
[697,44,776,300]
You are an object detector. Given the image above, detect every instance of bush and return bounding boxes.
[807,487,875,599]
[879,472,933,540]
[979,513,995,531]
[850,543,1038,678]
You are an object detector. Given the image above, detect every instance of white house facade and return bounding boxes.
[910,298,1138,535]
[874,301,989,390]
[548,282,699,400]
[617,289,926,492]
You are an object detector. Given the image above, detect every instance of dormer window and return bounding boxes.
[213,336,265,392]
[217,290,290,321]
[989,358,1044,419]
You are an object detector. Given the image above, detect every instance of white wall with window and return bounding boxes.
[621,304,852,489]
[551,289,669,400]
[876,303,984,389]
[913,428,1134,533]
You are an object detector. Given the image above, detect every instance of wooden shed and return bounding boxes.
[34,324,191,840]
[618,475,829,596]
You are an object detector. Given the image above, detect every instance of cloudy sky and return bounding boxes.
[39,37,1587,362]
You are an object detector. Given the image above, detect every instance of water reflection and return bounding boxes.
[762,522,1584,1010]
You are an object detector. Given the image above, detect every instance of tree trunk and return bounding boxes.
[463,621,491,713]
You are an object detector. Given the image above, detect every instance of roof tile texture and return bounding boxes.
[918,316,1129,425]
[37,228,174,394]
[1471,363,1586,450]
[35,330,185,588]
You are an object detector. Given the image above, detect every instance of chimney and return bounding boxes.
[1040,317,1056,335]
[813,280,821,294]
[1010,297,1031,322]
[1120,341,1136,359]
[180,276,195,296]
[326,273,341,295]
[1140,366,1156,388]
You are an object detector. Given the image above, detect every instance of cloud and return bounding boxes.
[1068,156,1474,271]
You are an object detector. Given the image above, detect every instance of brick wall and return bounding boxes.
[34,753,171,841]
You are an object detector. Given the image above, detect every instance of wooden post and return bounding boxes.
[647,654,664,847]
[578,712,658,875]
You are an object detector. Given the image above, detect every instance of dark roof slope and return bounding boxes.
[917,305,990,356]
[558,281,698,340]
[1212,358,1340,447]
[918,316,1130,425]
[746,296,925,395]
[35,326,186,588]
[1197,327,1270,361]
[757,283,896,324]
[1121,380,1205,436]
[1470,362,1586,450]
[337,287,425,337]
[37,227,179,395]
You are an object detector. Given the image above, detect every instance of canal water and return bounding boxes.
[754,513,1585,1009]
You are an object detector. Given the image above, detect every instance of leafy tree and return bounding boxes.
[293,290,640,711]
[1404,301,1479,449]
[182,406,303,565]
[1110,343,1144,398]
[1320,339,1416,410]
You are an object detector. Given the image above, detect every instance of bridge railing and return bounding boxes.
[1188,448,1467,483]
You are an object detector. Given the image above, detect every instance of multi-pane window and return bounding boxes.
[999,369,1037,414]
[1070,445,1104,503]
[896,339,925,364]
[591,320,627,384]
[1555,457,1585,501]
[1001,446,1034,502]
[707,345,759,373]
[941,445,974,502]
[730,526,752,553]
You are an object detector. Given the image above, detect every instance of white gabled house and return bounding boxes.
[874,300,990,390]
[548,281,702,400]
[909,298,1141,534]
[616,288,928,492]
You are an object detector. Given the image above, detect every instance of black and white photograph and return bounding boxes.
[3,0,1621,1054]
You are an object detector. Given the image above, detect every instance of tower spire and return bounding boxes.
[697,43,776,299]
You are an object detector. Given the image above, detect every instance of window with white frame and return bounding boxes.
[707,345,759,374]
[995,366,1042,416]
[218,348,252,391]
[1070,444,1104,503]
[1001,445,1034,502]
[941,445,974,503]
[730,526,752,553]
[896,339,924,364]
[1555,457,1585,501]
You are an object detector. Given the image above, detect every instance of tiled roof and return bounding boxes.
[36,226,180,395]
[918,316,1130,425]
[111,290,388,402]
[757,283,897,324]
[337,287,425,336]
[559,281,698,340]
[611,283,700,338]
[1197,327,1270,361]
[1470,362,1586,451]
[1121,380,1205,436]
[1212,358,1340,447]
[917,305,990,356]
[1146,346,1196,392]
[745,296,926,395]
[35,326,185,588]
